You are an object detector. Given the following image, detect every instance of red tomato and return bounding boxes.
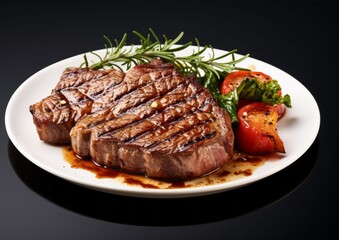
[235,102,285,155]
[221,70,272,95]
[221,70,285,118]
[238,100,286,119]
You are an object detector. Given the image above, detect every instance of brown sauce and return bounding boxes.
[62,146,277,189]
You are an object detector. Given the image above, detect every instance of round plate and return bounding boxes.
[5,46,320,198]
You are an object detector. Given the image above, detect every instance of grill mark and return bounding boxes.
[88,77,173,129]
[59,88,93,117]
[87,71,189,129]
[51,69,125,124]
[138,93,214,140]
[75,71,177,130]
[60,88,90,104]
[91,66,174,112]
[77,73,125,100]
[91,99,161,137]
[53,69,92,92]
[177,131,217,152]
[92,82,205,137]
[110,73,175,116]
[145,119,216,152]
[148,122,217,153]
[53,68,127,118]
[70,65,179,131]
[39,94,71,123]
[42,93,64,113]
[54,68,118,93]
[96,87,209,140]
[123,107,216,149]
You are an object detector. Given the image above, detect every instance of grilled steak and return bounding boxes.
[29,67,125,144]
[30,59,234,180]
[70,60,234,180]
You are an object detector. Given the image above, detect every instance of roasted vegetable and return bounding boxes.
[220,70,291,122]
[235,102,285,155]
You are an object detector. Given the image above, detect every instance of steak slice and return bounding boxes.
[29,67,125,144]
[70,60,234,181]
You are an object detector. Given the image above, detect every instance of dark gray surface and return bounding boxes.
[1,1,337,239]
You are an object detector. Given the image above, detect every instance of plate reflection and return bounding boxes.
[8,139,318,226]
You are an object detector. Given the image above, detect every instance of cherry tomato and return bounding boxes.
[235,102,285,155]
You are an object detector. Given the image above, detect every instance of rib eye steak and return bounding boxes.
[30,59,234,181]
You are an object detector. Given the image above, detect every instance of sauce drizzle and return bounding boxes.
[63,146,274,189]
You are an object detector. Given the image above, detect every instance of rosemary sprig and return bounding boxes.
[81,29,249,82]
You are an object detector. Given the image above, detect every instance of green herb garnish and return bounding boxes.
[237,78,292,108]
[81,28,249,81]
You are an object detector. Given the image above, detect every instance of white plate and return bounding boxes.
[5,46,320,198]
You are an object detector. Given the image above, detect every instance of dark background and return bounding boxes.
[1,0,338,239]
